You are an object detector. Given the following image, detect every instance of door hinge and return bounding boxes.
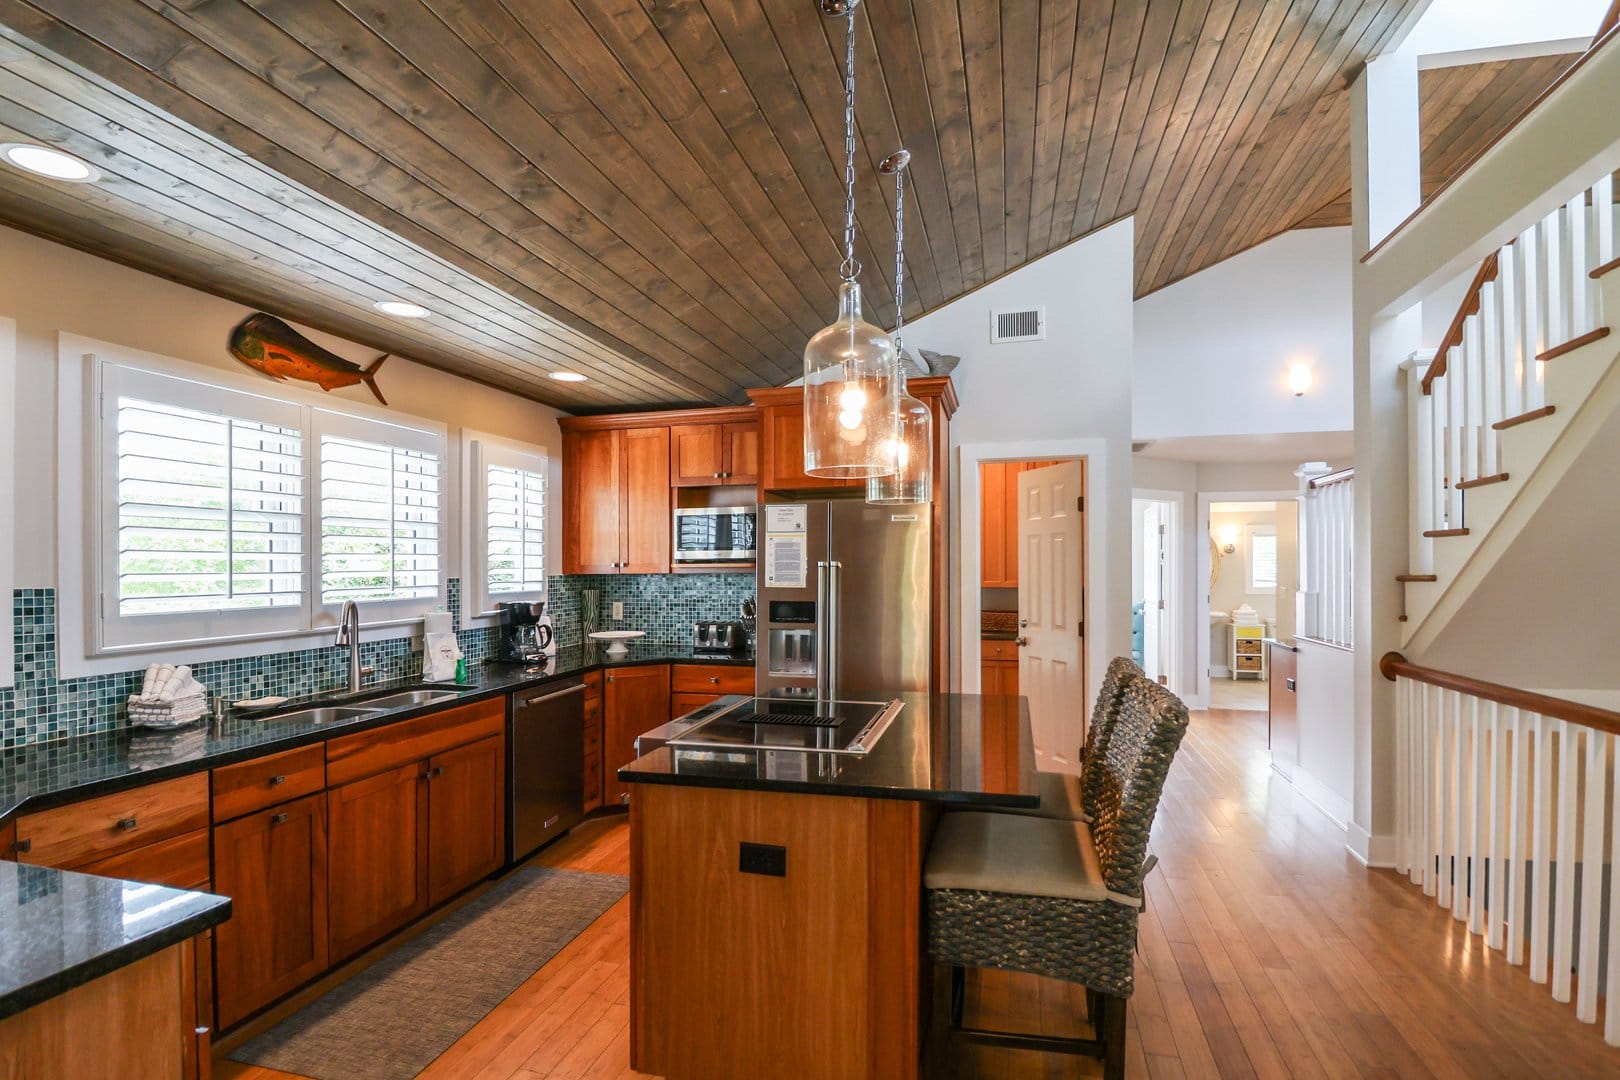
[1076,496,1085,513]
[1157,600,1166,611]
[1077,621,1085,638]
[1158,523,1166,536]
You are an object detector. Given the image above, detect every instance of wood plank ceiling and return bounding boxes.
[0,1,1574,410]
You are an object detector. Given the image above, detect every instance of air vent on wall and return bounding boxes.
[990,306,1045,344]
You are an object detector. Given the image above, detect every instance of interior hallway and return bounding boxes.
[1208,677,1269,712]
[220,709,1620,1079]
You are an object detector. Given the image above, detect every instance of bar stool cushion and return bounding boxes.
[925,811,1106,902]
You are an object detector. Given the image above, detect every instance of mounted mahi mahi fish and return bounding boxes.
[228,313,389,405]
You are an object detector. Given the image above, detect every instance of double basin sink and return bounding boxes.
[259,685,465,726]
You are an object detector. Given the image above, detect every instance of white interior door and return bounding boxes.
[1141,502,1165,682]
[1018,460,1085,774]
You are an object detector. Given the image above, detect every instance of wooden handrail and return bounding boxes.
[1601,0,1619,38]
[1307,467,1354,489]
[1421,252,1500,394]
[1362,22,1620,265]
[1380,652,1620,736]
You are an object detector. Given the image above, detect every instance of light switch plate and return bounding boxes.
[612,601,625,619]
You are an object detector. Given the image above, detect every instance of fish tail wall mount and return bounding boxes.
[228,312,389,406]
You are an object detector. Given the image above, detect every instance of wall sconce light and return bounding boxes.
[1216,524,1238,555]
[1287,362,1313,397]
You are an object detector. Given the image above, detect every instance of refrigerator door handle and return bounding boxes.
[815,560,842,702]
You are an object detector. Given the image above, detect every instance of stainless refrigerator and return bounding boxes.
[756,498,931,698]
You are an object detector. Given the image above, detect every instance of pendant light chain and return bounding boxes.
[891,165,905,355]
[838,8,860,283]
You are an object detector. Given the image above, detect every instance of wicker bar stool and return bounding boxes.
[925,677,1191,1078]
[1009,655,1145,822]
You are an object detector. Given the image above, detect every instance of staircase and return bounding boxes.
[1399,173,1620,650]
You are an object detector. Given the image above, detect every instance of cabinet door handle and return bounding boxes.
[428,765,444,779]
[12,838,31,854]
[268,774,287,786]
[709,676,719,684]
[713,472,721,478]
[270,812,289,826]
[116,817,138,832]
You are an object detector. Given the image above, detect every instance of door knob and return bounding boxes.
[1015,637,1030,647]
[1019,619,1028,627]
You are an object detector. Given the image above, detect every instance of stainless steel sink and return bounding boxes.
[260,705,381,725]
[357,689,463,710]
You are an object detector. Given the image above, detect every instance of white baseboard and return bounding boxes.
[1209,665,1232,678]
[1346,823,1398,868]
[1290,768,1352,831]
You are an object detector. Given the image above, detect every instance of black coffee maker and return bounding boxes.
[496,602,554,665]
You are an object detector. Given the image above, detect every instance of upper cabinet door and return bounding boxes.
[620,427,671,573]
[760,405,859,492]
[722,421,760,486]
[981,462,1013,588]
[669,424,726,487]
[564,429,622,574]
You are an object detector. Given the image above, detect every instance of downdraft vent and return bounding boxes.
[990,306,1045,343]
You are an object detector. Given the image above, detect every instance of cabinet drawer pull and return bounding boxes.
[270,812,289,826]
[116,817,138,832]
[709,676,719,684]
[268,774,287,786]
[12,838,30,854]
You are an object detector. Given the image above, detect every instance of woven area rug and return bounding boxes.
[229,866,627,1080]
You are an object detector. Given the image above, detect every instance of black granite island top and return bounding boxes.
[0,643,754,821]
[620,692,1041,807]
[0,860,230,1021]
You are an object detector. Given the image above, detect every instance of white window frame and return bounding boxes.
[0,317,15,689]
[57,334,449,677]
[463,432,549,622]
[313,407,447,624]
[98,363,310,650]
[1246,524,1279,594]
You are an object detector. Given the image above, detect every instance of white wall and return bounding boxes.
[908,219,1135,711]
[0,224,566,656]
[1404,0,1607,57]
[1294,640,1357,824]
[1131,457,1199,699]
[1133,229,1354,441]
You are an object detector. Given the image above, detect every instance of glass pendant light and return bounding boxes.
[803,0,897,479]
[867,148,933,505]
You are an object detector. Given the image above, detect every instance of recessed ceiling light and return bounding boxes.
[549,371,588,383]
[1,143,100,183]
[374,299,430,318]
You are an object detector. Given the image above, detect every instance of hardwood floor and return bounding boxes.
[219,708,1620,1079]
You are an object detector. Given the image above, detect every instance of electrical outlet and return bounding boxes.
[612,601,625,620]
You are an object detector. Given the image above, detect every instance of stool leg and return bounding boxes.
[949,966,966,1028]
[1102,994,1128,1080]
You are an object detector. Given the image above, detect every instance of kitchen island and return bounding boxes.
[620,691,1039,1080]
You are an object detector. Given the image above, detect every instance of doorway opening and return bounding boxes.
[975,457,1087,775]
[1203,498,1297,711]
[1130,493,1182,695]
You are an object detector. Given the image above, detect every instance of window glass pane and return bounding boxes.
[116,397,302,615]
[486,463,546,595]
[320,434,440,602]
[1249,532,1278,591]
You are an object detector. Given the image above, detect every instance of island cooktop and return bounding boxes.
[664,696,903,756]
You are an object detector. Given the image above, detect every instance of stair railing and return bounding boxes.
[1298,468,1353,648]
[1407,171,1615,576]
[1382,653,1620,1044]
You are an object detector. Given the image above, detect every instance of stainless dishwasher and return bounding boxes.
[508,676,586,863]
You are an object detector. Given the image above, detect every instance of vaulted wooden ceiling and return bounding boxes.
[0,1,1577,410]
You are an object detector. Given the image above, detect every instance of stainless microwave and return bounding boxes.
[672,506,757,563]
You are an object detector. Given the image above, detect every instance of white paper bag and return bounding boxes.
[424,631,462,682]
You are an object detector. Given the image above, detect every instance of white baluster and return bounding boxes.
[1446,352,1465,529]
[1480,280,1502,476]
[1594,174,1615,294]
[1412,365,1435,574]
[1486,701,1505,950]
[1530,712,1551,983]
[1425,683,1442,898]
[1467,695,1485,933]
[1419,683,1435,893]
[1566,193,1588,336]
[1396,678,1410,875]
[1463,313,1483,486]
[1552,720,1576,1003]
[1576,726,1604,1023]
[1448,691,1464,918]
[1429,380,1448,538]
[1499,240,1523,424]
[1505,707,1525,966]
[1605,730,1620,1046]
[1519,225,1543,413]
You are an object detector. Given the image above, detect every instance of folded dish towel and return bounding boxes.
[128,664,211,728]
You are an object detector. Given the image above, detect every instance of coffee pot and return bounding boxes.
[497,602,555,665]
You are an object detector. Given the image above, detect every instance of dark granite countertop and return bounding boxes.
[620,691,1040,808]
[0,643,753,821]
[0,861,231,1021]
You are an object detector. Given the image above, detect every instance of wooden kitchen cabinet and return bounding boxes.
[584,675,604,813]
[752,399,861,492]
[425,735,504,906]
[980,460,1061,588]
[670,421,759,486]
[326,762,428,963]
[981,639,1022,793]
[604,664,670,807]
[562,426,671,573]
[213,793,328,1029]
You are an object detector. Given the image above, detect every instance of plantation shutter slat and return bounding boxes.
[486,462,546,596]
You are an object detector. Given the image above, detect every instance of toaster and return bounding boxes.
[692,620,748,656]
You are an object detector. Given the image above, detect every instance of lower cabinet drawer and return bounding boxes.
[981,638,1020,663]
[74,827,211,891]
[671,664,754,695]
[213,744,326,823]
[671,692,722,719]
[14,773,209,869]
[583,749,603,811]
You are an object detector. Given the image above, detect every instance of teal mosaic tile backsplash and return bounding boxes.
[0,573,752,749]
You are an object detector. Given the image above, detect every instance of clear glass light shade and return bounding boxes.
[866,386,932,504]
[803,281,898,478]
